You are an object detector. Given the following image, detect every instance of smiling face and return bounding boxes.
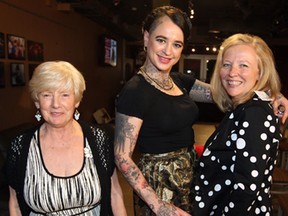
[35,88,79,128]
[220,44,260,102]
[144,16,184,72]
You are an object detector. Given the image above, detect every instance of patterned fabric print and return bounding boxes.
[24,131,101,216]
[134,148,196,215]
[192,99,280,216]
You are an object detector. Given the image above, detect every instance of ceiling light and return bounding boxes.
[208,30,220,34]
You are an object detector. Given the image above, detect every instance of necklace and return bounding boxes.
[139,67,174,91]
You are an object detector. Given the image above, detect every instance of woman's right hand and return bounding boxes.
[155,201,192,216]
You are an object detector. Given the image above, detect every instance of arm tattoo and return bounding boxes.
[114,113,159,210]
[157,202,177,216]
[114,112,142,187]
[115,156,140,187]
[114,113,137,153]
[189,80,213,103]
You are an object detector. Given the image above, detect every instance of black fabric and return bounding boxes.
[5,121,114,216]
[116,72,199,154]
[192,95,281,215]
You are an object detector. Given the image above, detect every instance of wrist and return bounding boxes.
[154,200,175,215]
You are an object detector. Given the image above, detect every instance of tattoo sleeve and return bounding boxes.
[114,112,137,153]
[189,79,213,103]
[114,112,165,213]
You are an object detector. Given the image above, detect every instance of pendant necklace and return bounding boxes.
[139,67,174,91]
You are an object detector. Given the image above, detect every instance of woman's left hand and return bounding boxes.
[273,94,288,123]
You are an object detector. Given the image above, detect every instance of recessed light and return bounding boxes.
[208,30,220,34]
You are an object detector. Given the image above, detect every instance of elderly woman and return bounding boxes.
[6,61,127,216]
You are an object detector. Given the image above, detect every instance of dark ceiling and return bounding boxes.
[56,0,288,47]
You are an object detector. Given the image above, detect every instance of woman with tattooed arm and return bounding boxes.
[114,6,288,216]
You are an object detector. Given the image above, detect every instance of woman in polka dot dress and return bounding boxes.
[192,33,282,216]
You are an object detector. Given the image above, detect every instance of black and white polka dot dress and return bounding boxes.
[192,96,281,216]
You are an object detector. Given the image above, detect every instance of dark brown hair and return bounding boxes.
[142,5,192,43]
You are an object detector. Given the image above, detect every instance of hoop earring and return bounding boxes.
[144,46,147,52]
[35,110,42,122]
[74,109,80,120]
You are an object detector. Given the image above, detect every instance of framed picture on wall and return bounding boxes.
[99,34,117,67]
[7,34,26,60]
[0,32,5,58]
[27,40,44,61]
[10,63,25,86]
[0,62,5,88]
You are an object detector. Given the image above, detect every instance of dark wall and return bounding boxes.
[1,1,287,130]
[0,0,124,130]
[273,46,288,98]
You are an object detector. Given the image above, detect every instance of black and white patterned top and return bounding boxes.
[192,94,281,216]
[6,121,115,216]
[24,130,101,215]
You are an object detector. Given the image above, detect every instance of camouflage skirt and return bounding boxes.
[134,147,196,216]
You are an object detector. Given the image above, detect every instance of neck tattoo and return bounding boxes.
[139,67,174,91]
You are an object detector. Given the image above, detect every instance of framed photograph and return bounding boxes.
[99,34,117,67]
[7,34,25,60]
[28,63,39,79]
[10,63,25,86]
[0,32,4,58]
[0,62,5,88]
[27,40,44,61]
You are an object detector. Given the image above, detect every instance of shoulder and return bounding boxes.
[9,125,39,155]
[229,95,281,139]
[171,72,195,81]
[171,72,196,91]
[122,74,146,90]
[235,94,277,125]
[116,74,156,117]
[6,125,39,192]
[80,121,113,142]
[243,93,274,113]
[117,74,151,101]
[80,121,114,173]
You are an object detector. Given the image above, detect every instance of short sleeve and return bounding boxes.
[116,75,152,119]
[171,72,196,93]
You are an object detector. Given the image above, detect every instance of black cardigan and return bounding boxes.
[5,121,115,215]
